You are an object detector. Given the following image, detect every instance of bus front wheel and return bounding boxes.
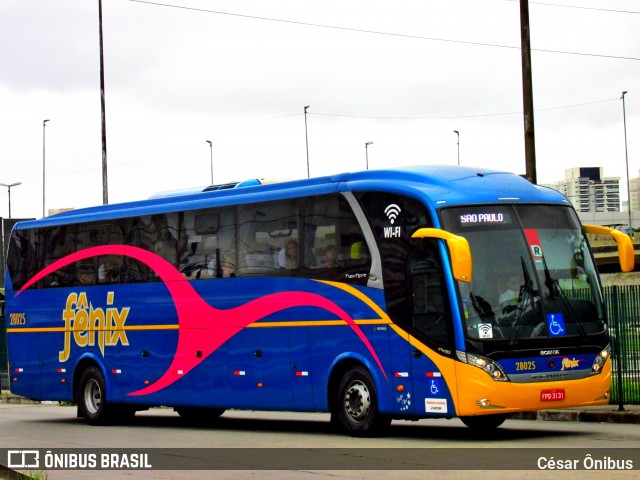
[78,366,115,425]
[334,366,390,437]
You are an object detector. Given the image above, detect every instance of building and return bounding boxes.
[547,167,620,213]
[48,207,74,216]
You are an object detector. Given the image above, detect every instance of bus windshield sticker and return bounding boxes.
[524,229,544,258]
[546,313,566,337]
[477,323,493,339]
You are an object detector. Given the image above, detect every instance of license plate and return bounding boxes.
[540,389,565,401]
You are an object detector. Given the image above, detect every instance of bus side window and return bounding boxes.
[39,225,76,288]
[73,222,124,286]
[97,221,125,285]
[218,211,237,277]
[237,201,299,277]
[301,194,371,284]
[6,231,36,290]
[180,209,236,279]
[151,213,180,266]
[124,217,156,282]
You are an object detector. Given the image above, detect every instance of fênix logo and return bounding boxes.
[59,291,130,362]
[561,357,584,371]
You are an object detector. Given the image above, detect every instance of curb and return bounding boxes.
[512,409,640,424]
[0,392,40,405]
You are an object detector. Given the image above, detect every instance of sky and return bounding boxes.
[1,0,639,219]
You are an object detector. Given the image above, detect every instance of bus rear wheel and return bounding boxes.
[78,366,116,425]
[460,414,509,430]
[334,366,390,437]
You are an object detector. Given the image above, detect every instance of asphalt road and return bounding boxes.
[1,404,639,479]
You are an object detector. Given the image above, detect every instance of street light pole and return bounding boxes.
[453,130,460,165]
[99,0,109,205]
[43,119,50,218]
[365,141,373,170]
[206,140,213,185]
[304,105,310,178]
[622,91,632,234]
[0,182,22,218]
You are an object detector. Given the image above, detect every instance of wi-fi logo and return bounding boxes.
[478,323,493,339]
[384,204,401,224]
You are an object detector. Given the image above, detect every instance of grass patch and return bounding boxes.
[610,378,640,404]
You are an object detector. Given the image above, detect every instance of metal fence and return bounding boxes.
[606,285,640,405]
[0,295,6,391]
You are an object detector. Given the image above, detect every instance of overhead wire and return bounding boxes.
[273,97,620,121]
[503,0,640,15]
[128,0,640,61]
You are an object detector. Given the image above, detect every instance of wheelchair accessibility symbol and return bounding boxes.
[430,380,439,395]
[546,313,566,337]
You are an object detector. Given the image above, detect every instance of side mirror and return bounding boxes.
[583,224,635,273]
[411,228,472,282]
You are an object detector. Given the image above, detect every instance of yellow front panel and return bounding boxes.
[454,361,611,416]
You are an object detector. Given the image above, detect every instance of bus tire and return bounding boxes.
[78,366,115,425]
[335,366,390,437]
[175,407,225,424]
[460,414,509,430]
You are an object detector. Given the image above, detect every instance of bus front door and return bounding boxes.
[407,250,456,418]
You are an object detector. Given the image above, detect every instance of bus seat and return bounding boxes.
[350,241,363,260]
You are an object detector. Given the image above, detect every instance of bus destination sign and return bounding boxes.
[459,212,509,226]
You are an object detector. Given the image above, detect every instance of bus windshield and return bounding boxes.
[440,204,606,348]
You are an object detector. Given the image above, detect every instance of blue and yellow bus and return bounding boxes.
[5,166,634,435]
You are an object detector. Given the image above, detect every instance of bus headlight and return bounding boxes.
[591,345,610,375]
[459,351,510,382]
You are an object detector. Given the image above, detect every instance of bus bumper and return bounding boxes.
[454,361,611,417]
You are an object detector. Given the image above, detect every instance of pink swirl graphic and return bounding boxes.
[16,245,387,395]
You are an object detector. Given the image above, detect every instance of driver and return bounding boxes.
[498,274,520,314]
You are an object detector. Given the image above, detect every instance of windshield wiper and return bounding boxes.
[469,292,494,323]
[510,257,537,345]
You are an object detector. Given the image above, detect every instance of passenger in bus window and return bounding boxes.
[278,240,299,269]
[98,258,121,284]
[219,252,236,277]
[320,244,339,268]
[76,260,97,286]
